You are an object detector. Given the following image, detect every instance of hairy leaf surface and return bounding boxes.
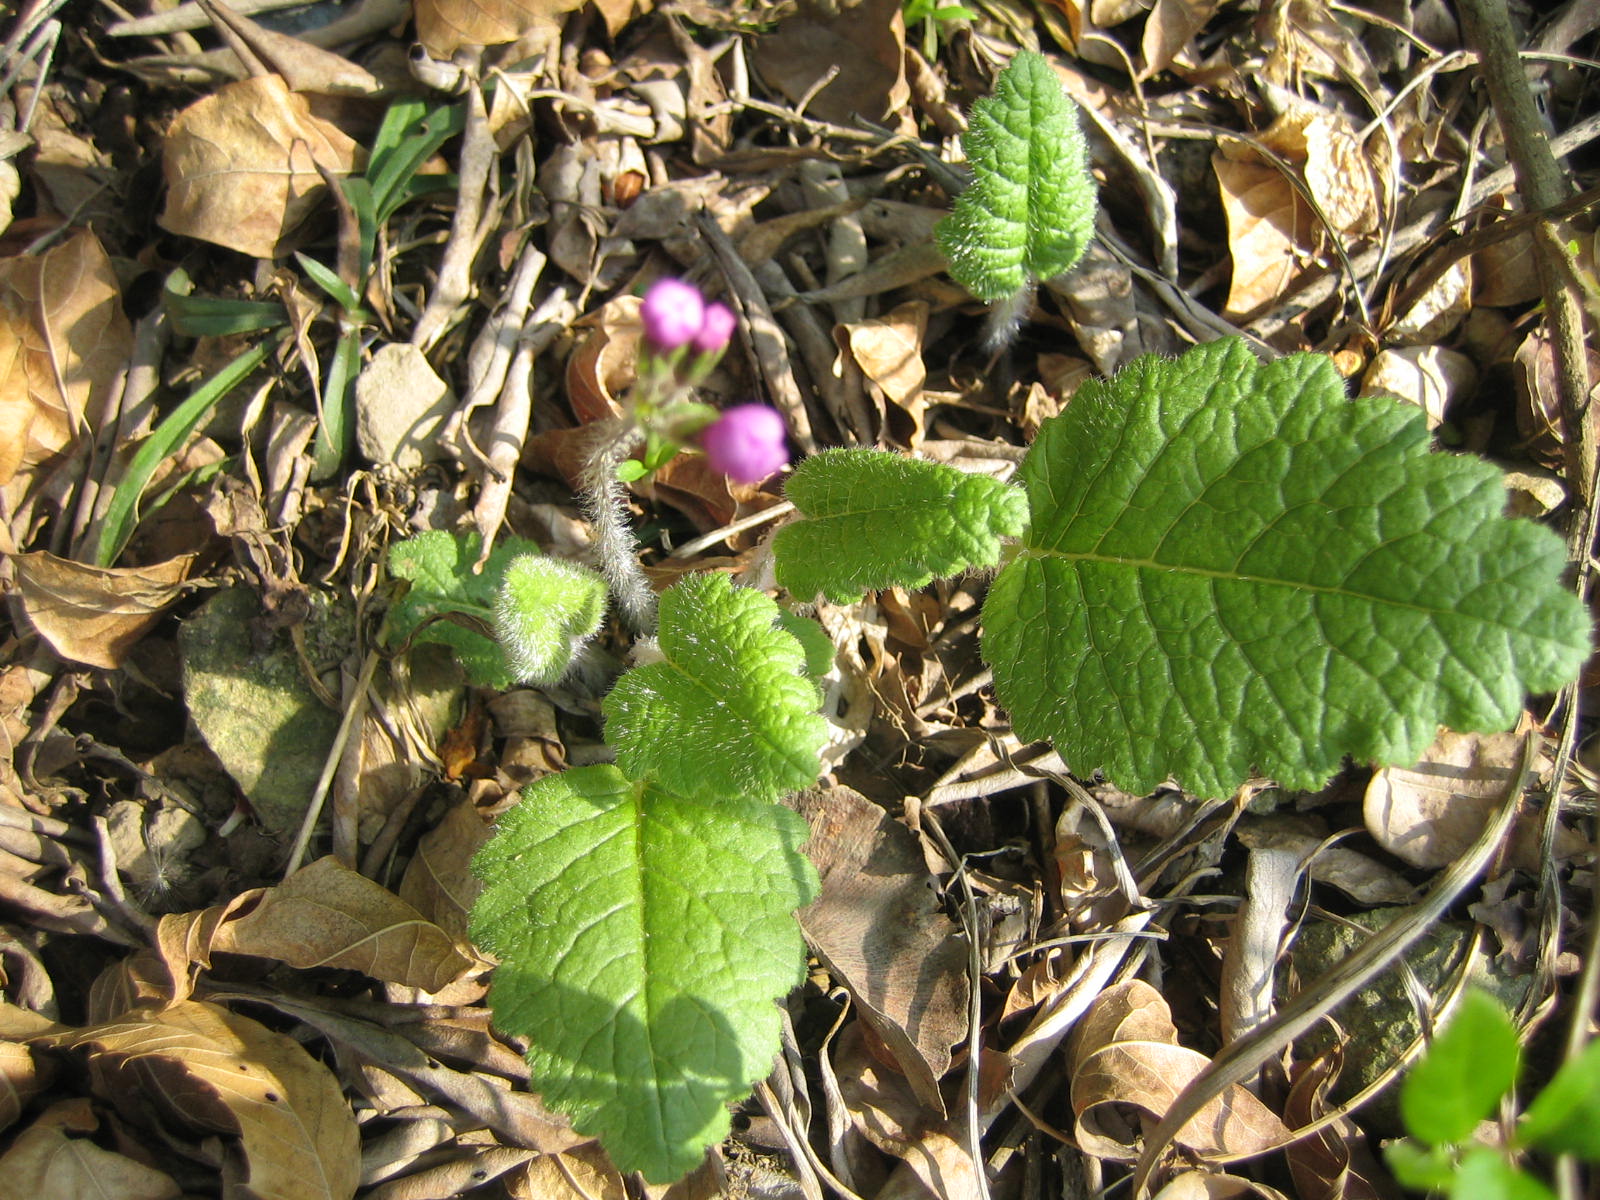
[774,449,1028,603]
[469,765,817,1182]
[935,50,1096,301]
[983,338,1591,796]
[604,573,825,803]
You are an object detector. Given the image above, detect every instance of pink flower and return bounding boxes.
[640,279,705,351]
[693,302,737,355]
[700,405,789,483]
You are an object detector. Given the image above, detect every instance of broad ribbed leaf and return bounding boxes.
[469,765,817,1182]
[983,338,1591,796]
[935,50,1096,301]
[604,573,825,802]
[775,449,1028,603]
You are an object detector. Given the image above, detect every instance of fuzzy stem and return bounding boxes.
[581,419,657,633]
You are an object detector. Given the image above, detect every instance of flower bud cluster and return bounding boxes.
[632,278,790,484]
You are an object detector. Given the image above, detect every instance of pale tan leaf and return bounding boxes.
[792,785,968,1116]
[1359,346,1476,430]
[0,1098,180,1199]
[414,0,583,58]
[1140,0,1219,79]
[212,856,474,993]
[1364,730,1585,872]
[51,1000,358,1200]
[1152,1172,1292,1200]
[159,75,363,259]
[9,552,200,670]
[1070,980,1288,1161]
[0,230,132,487]
[839,302,927,406]
[1212,152,1311,319]
[751,0,908,127]
[509,1144,628,1200]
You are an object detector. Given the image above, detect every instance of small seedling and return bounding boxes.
[1385,989,1600,1198]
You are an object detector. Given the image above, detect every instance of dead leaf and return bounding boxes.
[397,800,491,947]
[9,552,200,670]
[1283,1046,1390,1200]
[838,301,929,446]
[1069,979,1289,1161]
[1152,1172,1293,1200]
[791,785,968,1116]
[208,856,474,993]
[47,1000,359,1200]
[1140,0,1220,79]
[1213,151,1311,320]
[1364,730,1585,872]
[1358,346,1477,430]
[751,0,909,127]
[0,1037,48,1132]
[1257,104,1379,240]
[160,75,363,259]
[0,1097,181,1199]
[0,229,132,488]
[510,1144,628,1199]
[415,0,582,59]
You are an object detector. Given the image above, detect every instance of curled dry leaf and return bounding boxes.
[44,1000,358,1200]
[9,552,199,670]
[0,229,132,489]
[156,856,473,999]
[398,799,491,947]
[1359,345,1477,430]
[791,785,969,1116]
[1364,729,1585,871]
[0,1037,48,1132]
[1070,979,1289,1162]
[160,75,362,259]
[1282,1046,1390,1200]
[0,1097,180,1199]
[1212,151,1309,321]
[1152,1171,1292,1200]
[414,0,583,59]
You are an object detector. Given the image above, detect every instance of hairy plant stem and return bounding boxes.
[581,419,656,634]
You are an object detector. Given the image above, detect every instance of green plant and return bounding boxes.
[381,51,1590,1187]
[903,0,976,60]
[1385,989,1600,1198]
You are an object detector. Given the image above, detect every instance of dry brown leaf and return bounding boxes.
[398,799,491,947]
[1364,729,1585,872]
[1212,152,1310,320]
[1152,1172,1292,1200]
[159,75,363,259]
[1283,1046,1390,1200]
[509,1144,628,1200]
[1140,0,1220,79]
[838,301,929,446]
[791,785,968,1116]
[1070,979,1289,1161]
[1359,345,1476,429]
[751,0,909,127]
[48,1000,358,1200]
[414,0,582,58]
[214,856,474,992]
[1258,105,1379,239]
[9,552,200,670]
[0,229,132,488]
[0,1097,181,1199]
[0,1037,47,1132]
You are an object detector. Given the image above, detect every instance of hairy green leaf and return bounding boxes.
[983,338,1591,796]
[469,764,817,1181]
[494,555,608,684]
[604,573,825,803]
[1401,989,1519,1145]
[387,530,544,688]
[935,50,1096,301]
[1451,1148,1556,1200]
[774,449,1028,603]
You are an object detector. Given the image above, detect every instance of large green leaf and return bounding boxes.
[982,338,1591,796]
[1400,989,1519,1146]
[469,765,817,1182]
[934,50,1096,301]
[603,573,825,803]
[774,449,1028,603]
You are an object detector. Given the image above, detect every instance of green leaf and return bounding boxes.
[934,50,1096,301]
[387,530,544,689]
[774,449,1028,603]
[982,338,1591,796]
[603,574,825,803]
[294,252,363,314]
[94,336,276,566]
[776,611,836,679]
[469,764,817,1182]
[1451,1148,1556,1200]
[1515,1039,1600,1158]
[1401,990,1520,1146]
[1385,1139,1459,1191]
[493,555,607,684]
[162,268,286,338]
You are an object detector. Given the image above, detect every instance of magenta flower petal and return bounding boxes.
[640,278,705,352]
[693,302,737,355]
[700,404,789,483]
